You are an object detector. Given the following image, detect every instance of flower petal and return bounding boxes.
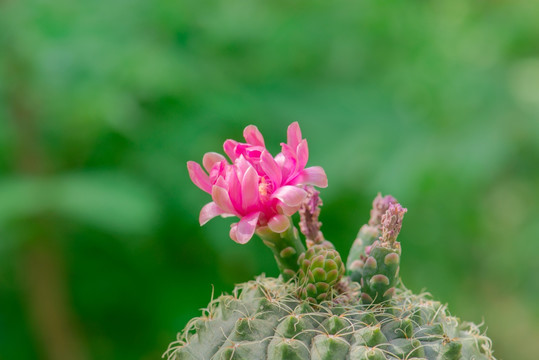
[228,168,242,211]
[223,139,239,162]
[280,142,296,159]
[199,201,225,226]
[187,161,212,193]
[272,185,307,207]
[287,122,302,150]
[202,152,226,172]
[277,146,296,183]
[274,152,286,167]
[290,166,328,188]
[215,175,228,190]
[235,212,261,244]
[229,223,239,242]
[231,154,246,173]
[296,139,309,172]
[243,125,265,147]
[212,185,238,215]
[209,160,228,184]
[268,214,290,233]
[241,166,259,211]
[276,203,301,216]
[260,150,282,186]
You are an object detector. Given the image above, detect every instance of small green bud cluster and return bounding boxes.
[297,244,345,303]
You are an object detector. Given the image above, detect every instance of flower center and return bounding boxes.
[258,176,273,203]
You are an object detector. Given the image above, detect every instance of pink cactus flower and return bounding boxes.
[187,122,328,244]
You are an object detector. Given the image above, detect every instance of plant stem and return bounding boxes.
[256,225,306,281]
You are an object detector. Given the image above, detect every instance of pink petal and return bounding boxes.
[215,176,228,190]
[290,166,328,188]
[212,185,238,215]
[187,161,212,193]
[280,142,296,160]
[202,152,226,172]
[279,143,298,180]
[260,150,282,186]
[296,139,309,172]
[241,166,259,211]
[223,139,239,162]
[228,168,243,211]
[229,223,239,242]
[274,152,286,167]
[271,185,307,207]
[235,212,261,244]
[199,202,225,226]
[268,214,290,233]
[245,146,264,163]
[243,125,265,147]
[276,203,301,216]
[209,161,230,185]
[222,165,237,188]
[287,122,302,150]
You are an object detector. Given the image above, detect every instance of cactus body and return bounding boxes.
[167,276,494,360]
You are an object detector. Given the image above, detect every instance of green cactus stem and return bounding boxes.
[346,225,379,283]
[297,244,345,303]
[360,203,407,304]
[346,194,396,284]
[256,224,306,281]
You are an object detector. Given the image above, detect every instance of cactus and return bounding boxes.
[173,122,496,359]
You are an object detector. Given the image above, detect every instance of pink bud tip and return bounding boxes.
[380,203,407,244]
[369,193,397,226]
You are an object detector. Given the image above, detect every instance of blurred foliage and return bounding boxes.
[1,0,539,359]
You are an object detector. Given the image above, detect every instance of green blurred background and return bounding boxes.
[1,0,538,359]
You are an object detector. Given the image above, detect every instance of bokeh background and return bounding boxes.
[1,0,538,359]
